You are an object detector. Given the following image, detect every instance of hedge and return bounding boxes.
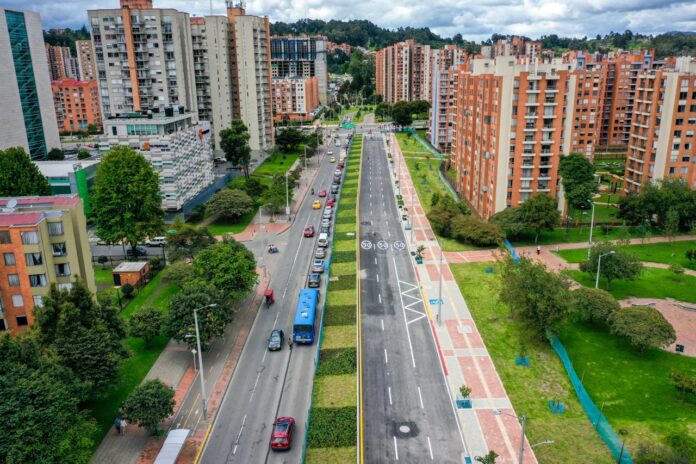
[332,251,356,263]
[324,304,356,325]
[327,274,357,290]
[316,347,357,376]
[307,407,357,448]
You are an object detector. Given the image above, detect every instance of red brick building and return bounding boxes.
[51,79,103,133]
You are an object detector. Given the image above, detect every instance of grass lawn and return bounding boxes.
[451,263,614,464]
[559,322,696,452]
[313,374,357,408]
[253,152,300,177]
[305,446,356,463]
[557,240,696,270]
[567,268,696,303]
[568,204,620,224]
[206,211,256,236]
[509,225,663,247]
[94,267,113,287]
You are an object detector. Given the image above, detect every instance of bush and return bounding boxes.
[77,148,91,160]
[149,256,161,270]
[307,406,356,448]
[669,263,685,277]
[187,204,206,223]
[161,262,196,287]
[327,274,356,291]
[610,306,676,353]
[669,371,696,402]
[572,287,620,325]
[450,215,504,247]
[686,249,696,263]
[316,348,357,376]
[121,283,134,298]
[324,304,356,326]
[97,255,109,269]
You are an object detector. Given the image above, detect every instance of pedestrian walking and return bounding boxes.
[288,337,293,350]
[536,245,541,255]
[120,418,127,435]
[113,417,121,435]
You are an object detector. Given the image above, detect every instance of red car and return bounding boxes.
[304,225,315,237]
[270,417,295,450]
[326,198,335,207]
[318,189,327,197]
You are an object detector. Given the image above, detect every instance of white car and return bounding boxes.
[145,236,167,247]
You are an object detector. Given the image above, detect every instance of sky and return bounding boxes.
[8,0,696,41]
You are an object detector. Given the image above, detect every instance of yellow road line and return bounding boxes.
[357,135,365,464]
[193,423,212,464]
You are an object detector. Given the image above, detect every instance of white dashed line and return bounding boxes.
[376,274,380,283]
[378,293,382,304]
[394,436,399,460]
[384,348,389,364]
[388,386,393,405]
[418,386,424,409]
[381,319,384,331]
[427,436,434,460]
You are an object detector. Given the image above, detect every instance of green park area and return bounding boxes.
[306,135,362,462]
[558,240,696,269]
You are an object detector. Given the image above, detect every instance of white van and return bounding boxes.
[145,236,167,247]
[318,233,329,247]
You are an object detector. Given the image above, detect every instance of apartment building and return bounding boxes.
[45,44,79,81]
[75,39,96,81]
[271,35,328,104]
[451,58,576,218]
[51,79,103,133]
[0,195,95,334]
[493,38,542,59]
[227,2,274,151]
[102,111,215,211]
[190,16,234,151]
[429,66,459,153]
[88,0,198,117]
[569,63,607,158]
[272,76,320,122]
[35,159,100,216]
[0,7,60,160]
[624,58,696,191]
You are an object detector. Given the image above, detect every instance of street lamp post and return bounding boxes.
[191,348,197,371]
[192,303,216,420]
[285,172,290,219]
[587,201,596,259]
[303,146,307,169]
[437,238,443,326]
[595,251,616,288]
[493,410,530,464]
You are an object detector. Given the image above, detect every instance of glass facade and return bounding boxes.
[5,10,47,160]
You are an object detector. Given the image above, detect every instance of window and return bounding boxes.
[52,243,67,256]
[48,221,64,236]
[25,252,42,266]
[15,315,28,327]
[3,253,16,265]
[29,274,47,287]
[11,295,23,307]
[20,231,40,245]
[8,274,20,287]
[55,263,71,277]
[57,283,73,291]
[0,231,10,244]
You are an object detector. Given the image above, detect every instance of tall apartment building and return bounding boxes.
[451,58,576,218]
[624,59,696,191]
[88,0,198,117]
[429,66,459,153]
[226,2,274,151]
[569,63,607,158]
[190,16,234,151]
[52,79,103,132]
[493,38,542,59]
[75,39,96,81]
[0,7,60,160]
[271,35,328,104]
[0,195,95,334]
[45,44,79,81]
[272,76,320,121]
[102,111,215,211]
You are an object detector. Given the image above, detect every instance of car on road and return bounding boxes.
[308,273,321,288]
[311,259,324,273]
[267,329,284,351]
[317,233,329,247]
[334,169,342,176]
[335,140,341,147]
[304,225,315,237]
[270,417,295,450]
[126,246,148,257]
[318,189,327,197]
[337,161,344,169]
[326,198,335,207]
[330,156,336,163]
[320,225,330,234]
[328,193,337,202]
[322,209,332,220]
[145,236,166,247]
[315,248,326,259]
[330,184,339,194]
[321,218,331,228]
[327,150,333,156]
[312,200,322,209]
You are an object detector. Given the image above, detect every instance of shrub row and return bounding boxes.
[327,274,357,291]
[332,250,356,263]
[307,406,357,448]
[316,340,357,377]
[324,304,356,326]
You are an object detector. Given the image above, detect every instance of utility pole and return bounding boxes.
[587,201,596,259]
[285,172,290,219]
[192,304,216,420]
[518,414,527,464]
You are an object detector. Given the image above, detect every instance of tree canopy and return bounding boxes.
[220,120,252,176]
[559,153,596,211]
[0,147,51,196]
[192,238,258,301]
[206,189,255,221]
[579,241,643,290]
[166,217,216,262]
[276,127,305,152]
[123,379,175,434]
[610,306,676,353]
[91,146,164,251]
[571,287,620,325]
[128,306,164,346]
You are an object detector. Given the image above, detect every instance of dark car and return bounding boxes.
[330,184,339,194]
[126,246,148,257]
[320,225,330,234]
[270,417,295,450]
[268,329,284,351]
[304,225,315,237]
[308,273,321,288]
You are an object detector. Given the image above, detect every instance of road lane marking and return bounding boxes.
[384,348,389,364]
[418,386,424,409]
[393,257,417,368]
[388,386,393,405]
[249,371,262,403]
[427,436,434,460]
[378,293,382,304]
[233,414,247,455]
[381,319,384,331]
[394,436,399,460]
[376,274,380,283]
[375,257,377,264]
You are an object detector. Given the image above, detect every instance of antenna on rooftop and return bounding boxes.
[3,199,18,213]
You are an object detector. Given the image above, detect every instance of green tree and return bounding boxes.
[559,153,596,211]
[450,214,504,247]
[47,147,66,160]
[579,242,643,290]
[670,371,696,402]
[87,124,99,135]
[262,173,293,214]
[235,176,265,198]
[161,262,196,286]
[610,306,676,353]
[165,283,232,350]
[220,120,252,177]
[92,146,164,254]
[34,282,127,390]
[121,283,134,298]
[192,238,258,301]
[571,287,620,325]
[517,194,561,243]
[665,207,680,244]
[616,192,649,225]
[475,450,499,464]
[0,333,96,464]
[0,147,51,196]
[276,127,305,152]
[129,307,164,346]
[498,255,574,337]
[392,101,413,127]
[77,148,91,159]
[166,217,216,262]
[123,379,175,434]
[206,189,255,221]
[490,207,526,238]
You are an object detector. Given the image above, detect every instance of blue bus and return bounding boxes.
[293,288,320,344]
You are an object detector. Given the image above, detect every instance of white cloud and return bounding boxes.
[8,0,696,41]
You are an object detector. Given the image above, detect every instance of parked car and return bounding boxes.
[326,198,335,207]
[308,273,321,288]
[330,156,336,163]
[270,417,295,450]
[317,233,329,247]
[268,329,284,351]
[311,259,324,273]
[312,200,322,209]
[304,225,315,237]
[315,248,326,259]
[330,184,339,194]
[320,225,330,234]
[322,209,332,220]
[334,169,342,176]
[333,176,341,185]
[145,236,166,247]
[328,193,337,202]
[318,189,327,197]
[126,246,148,257]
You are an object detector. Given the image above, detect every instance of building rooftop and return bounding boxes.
[105,111,195,125]
[35,159,101,178]
[0,212,44,228]
[52,79,97,87]
[113,261,149,273]
[0,195,81,208]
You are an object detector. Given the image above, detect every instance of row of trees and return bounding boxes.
[428,195,504,247]
[617,178,696,231]
[376,100,431,126]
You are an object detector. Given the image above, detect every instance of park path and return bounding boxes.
[388,133,537,463]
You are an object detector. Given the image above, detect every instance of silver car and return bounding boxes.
[315,248,326,259]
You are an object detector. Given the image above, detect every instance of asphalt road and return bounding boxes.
[200,130,350,464]
[359,134,467,463]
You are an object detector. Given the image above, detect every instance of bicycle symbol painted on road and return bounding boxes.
[393,241,406,251]
[377,240,389,250]
[361,240,373,250]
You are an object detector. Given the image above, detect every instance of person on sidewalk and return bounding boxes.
[120,418,127,435]
[113,417,121,435]
[537,245,541,255]
[288,337,293,350]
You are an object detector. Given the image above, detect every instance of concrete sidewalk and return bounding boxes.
[389,134,537,464]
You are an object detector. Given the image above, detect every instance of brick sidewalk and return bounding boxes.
[389,134,537,463]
